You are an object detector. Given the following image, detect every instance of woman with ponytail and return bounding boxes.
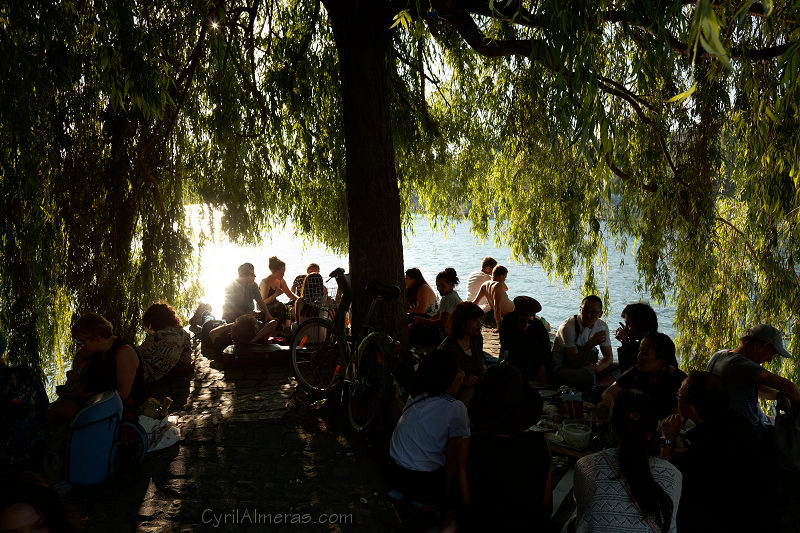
[410,268,462,347]
[574,390,681,532]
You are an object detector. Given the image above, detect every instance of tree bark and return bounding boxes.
[325,0,407,340]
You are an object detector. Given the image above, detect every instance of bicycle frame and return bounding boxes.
[327,268,398,370]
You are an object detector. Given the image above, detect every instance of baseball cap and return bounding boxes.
[746,324,791,358]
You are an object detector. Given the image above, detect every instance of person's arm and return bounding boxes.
[281,278,298,301]
[565,330,607,369]
[256,281,274,318]
[445,436,470,509]
[491,289,503,330]
[595,344,613,372]
[659,413,684,462]
[471,285,487,306]
[115,345,140,401]
[755,371,800,402]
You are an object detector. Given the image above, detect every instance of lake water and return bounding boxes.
[197,216,677,355]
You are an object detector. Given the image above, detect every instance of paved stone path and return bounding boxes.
[65,328,503,532]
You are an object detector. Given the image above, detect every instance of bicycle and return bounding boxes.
[290,267,401,432]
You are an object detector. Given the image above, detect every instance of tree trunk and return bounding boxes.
[325,1,407,340]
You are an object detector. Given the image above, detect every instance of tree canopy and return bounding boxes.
[0,0,798,387]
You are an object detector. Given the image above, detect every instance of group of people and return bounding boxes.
[389,258,800,532]
[195,258,331,350]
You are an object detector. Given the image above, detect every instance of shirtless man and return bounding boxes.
[471,265,514,332]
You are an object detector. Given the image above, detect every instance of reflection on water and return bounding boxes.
[196,215,677,354]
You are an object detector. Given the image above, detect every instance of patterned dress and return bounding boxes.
[574,448,682,533]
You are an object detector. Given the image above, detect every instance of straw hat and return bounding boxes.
[469,364,543,435]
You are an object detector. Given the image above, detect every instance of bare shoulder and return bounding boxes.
[115,344,138,362]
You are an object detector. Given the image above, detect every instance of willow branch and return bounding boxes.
[715,216,758,259]
[605,154,657,193]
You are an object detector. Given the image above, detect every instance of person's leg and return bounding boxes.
[208,323,234,345]
[251,320,278,343]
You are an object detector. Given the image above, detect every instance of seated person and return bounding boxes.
[601,332,687,420]
[498,295,551,383]
[615,302,659,374]
[706,323,800,441]
[405,268,438,319]
[230,314,278,347]
[466,365,551,531]
[296,271,328,321]
[291,262,323,297]
[50,313,145,425]
[389,349,469,509]
[139,302,193,383]
[439,302,487,404]
[471,265,514,332]
[1,332,49,471]
[222,262,269,323]
[659,371,759,533]
[465,257,497,321]
[574,390,681,533]
[550,295,614,390]
[410,268,462,347]
[259,256,298,329]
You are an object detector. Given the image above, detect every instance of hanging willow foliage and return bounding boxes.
[0,0,798,391]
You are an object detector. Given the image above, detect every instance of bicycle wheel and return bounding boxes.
[347,334,390,432]
[290,318,344,397]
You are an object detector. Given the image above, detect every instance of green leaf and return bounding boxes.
[390,10,411,30]
[666,83,697,103]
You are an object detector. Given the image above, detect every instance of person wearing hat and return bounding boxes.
[706,323,800,437]
[498,295,551,383]
[466,364,551,531]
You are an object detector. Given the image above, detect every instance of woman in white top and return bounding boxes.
[389,349,469,507]
[574,389,681,533]
[405,268,439,318]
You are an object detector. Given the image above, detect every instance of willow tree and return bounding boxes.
[1,0,799,384]
[394,0,800,381]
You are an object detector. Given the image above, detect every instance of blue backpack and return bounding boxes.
[66,390,147,484]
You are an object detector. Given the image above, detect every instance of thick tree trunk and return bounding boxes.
[325,1,407,339]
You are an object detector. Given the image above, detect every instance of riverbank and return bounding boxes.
[64,329,503,531]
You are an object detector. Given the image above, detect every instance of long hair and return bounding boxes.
[405,268,428,303]
[450,302,484,339]
[610,389,673,532]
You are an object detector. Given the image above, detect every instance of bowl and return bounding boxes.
[562,423,592,449]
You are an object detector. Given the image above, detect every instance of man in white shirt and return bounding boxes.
[551,295,614,390]
[466,257,497,317]
[471,265,515,333]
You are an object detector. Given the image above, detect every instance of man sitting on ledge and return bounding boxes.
[550,295,615,390]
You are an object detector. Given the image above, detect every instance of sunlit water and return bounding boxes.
[197,216,677,356]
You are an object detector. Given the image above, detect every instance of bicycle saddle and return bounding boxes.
[365,281,401,300]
